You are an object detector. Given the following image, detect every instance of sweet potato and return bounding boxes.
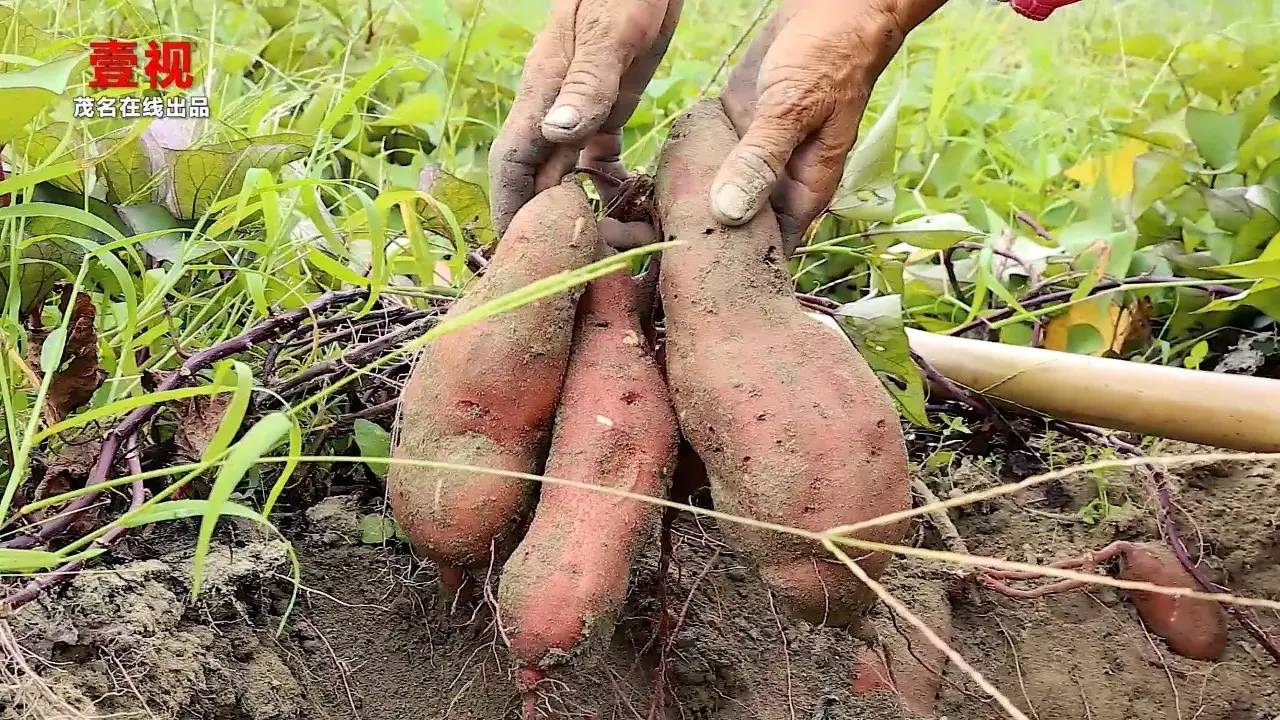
[654,99,910,625]
[1118,542,1227,660]
[881,582,951,717]
[388,180,599,577]
[498,268,678,670]
[854,575,951,717]
[851,646,896,696]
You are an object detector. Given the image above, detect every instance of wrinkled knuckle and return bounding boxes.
[733,146,781,187]
[761,71,832,122]
[561,64,607,95]
[558,68,614,121]
[865,0,907,49]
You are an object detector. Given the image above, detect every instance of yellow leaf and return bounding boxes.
[1043,297,1135,356]
[1063,138,1149,197]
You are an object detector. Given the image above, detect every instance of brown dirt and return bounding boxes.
[4,442,1279,719]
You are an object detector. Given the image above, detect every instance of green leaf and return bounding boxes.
[1066,324,1105,355]
[117,204,188,262]
[1194,279,1280,319]
[0,547,63,572]
[0,8,56,63]
[36,385,232,441]
[870,213,983,250]
[0,54,82,142]
[371,93,442,128]
[100,128,158,205]
[0,218,88,311]
[320,57,398,134]
[1270,91,1280,122]
[418,165,494,246]
[307,246,371,286]
[37,325,67,374]
[358,513,401,544]
[1132,152,1189,215]
[1207,257,1280,280]
[834,295,930,428]
[1186,107,1246,170]
[830,86,901,223]
[123,498,272,528]
[1186,63,1264,98]
[1184,340,1209,369]
[11,122,86,193]
[352,419,391,478]
[168,134,311,219]
[203,361,254,462]
[191,413,293,596]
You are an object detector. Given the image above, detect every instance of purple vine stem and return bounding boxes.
[2,289,368,611]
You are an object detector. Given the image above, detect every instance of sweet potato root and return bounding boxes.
[982,540,1228,661]
[655,99,911,625]
[498,268,678,670]
[388,180,599,577]
[1118,542,1228,660]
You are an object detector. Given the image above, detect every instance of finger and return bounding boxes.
[541,1,667,144]
[710,79,824,226]
[489,19,574,237]
[535,144,581,194]
[580,129,628,205]
[598,217,658,250]
[579,0,680,205]
[607,0,682,132]
[771,107,862,253]
[720,8,789,134]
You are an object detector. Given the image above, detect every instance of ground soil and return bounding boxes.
[3,440,1279,720]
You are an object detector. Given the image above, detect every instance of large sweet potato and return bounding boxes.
[655,99,910,625]
[498,267,678,669]
[388,180,599,577]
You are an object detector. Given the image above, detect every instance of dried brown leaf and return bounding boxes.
[27,292,105,420]
[173,394,230,459]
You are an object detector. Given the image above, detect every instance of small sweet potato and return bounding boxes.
[851,646,896,696]
[882,583,951,717]
[655,99,911,625]
[1118,542,1227,660]
[498,268,678,669]
[388,180,598,576]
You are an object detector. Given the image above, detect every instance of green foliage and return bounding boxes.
[358,513,406,544]
[834,295,929,427]
[1,0,1278,591]
[352,419,391,477]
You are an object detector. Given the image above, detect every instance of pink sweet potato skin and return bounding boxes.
[655,99,910,625]
[498,270,678,667]
[1119,543,1227,661]
[387,180,599,571]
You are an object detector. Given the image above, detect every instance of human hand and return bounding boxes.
[715,0,946,252]
[488,0,682,241]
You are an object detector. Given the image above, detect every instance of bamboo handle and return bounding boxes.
[906,329,1280,452]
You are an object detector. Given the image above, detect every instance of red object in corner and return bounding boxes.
[1010,0,1084,20]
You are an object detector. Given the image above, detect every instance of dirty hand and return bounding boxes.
[488,0,682,243]
[715,0,946,251]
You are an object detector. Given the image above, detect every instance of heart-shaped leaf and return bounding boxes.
[1186,107,1246,170]
[0,54,83,142]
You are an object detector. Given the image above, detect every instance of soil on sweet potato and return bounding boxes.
[3,441,1278,720]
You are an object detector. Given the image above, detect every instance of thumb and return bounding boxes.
[711,90,819,226]
[541,40,630,145]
